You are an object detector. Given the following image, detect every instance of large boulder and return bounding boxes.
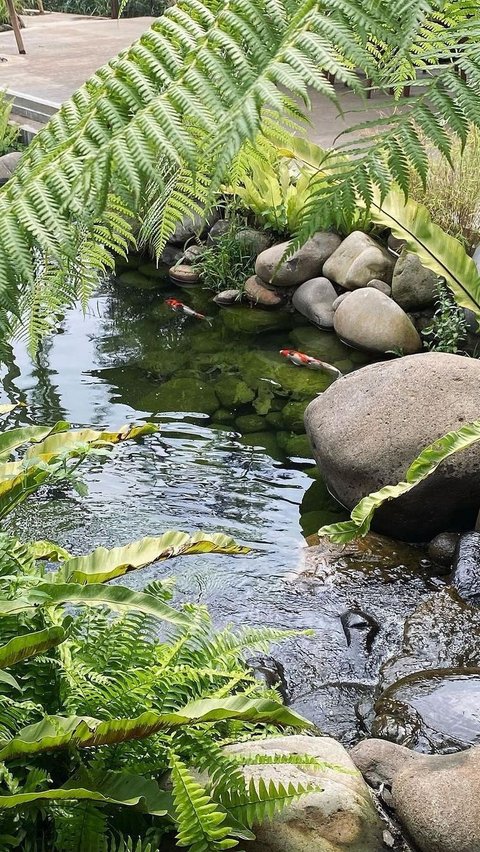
[323,232,395,290]
[0,151,22,186]
[224,735,385,852]
[351,739,480,852]
[244,275,284,307]
[333,289,422,354]
[391,250,438,310]
[255,233,342,287]
[304,353,480,540]
[292,277,337,329]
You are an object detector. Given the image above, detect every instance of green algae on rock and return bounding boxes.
[281,400,308,433]
[215,376,255,409]
[239,351,331,398]
[235,413,267,433]
[220,306,293,335]
[117,271,160,290]
[144,377,219,415]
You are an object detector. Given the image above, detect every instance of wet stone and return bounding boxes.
[372,669,480,753]
[428,532,460,571]
[451,531,480,605]
[220,306,292,335]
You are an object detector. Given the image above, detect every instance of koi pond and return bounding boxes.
[0,275,439,743]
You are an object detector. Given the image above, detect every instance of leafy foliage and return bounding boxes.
[193,219,257,293]
[409,124,480,252]
[1,0,480,349]
[318,419,480,543]
[422,280,468,353]
[0,92,21,158]
[0,413,322,849]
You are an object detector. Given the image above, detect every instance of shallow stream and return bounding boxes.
[0,274,440,743]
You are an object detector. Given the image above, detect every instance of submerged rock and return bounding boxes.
[333,289,422,355]
[351,738,480,852]
[372,668,480,752]
[117,271,159,290]
[281,400,308,433]
[292,277,338,329]
[304,353,480,540]
[154,377,219,415]
[391,250,438,311]
[239,351,331,398]
[235,413,266,433]
[220,306,292,335]
[215,375,255,409]
[451,531,480,605]
[323,231,395,290]
[379,588,480,692]
[255,233,342,287]
[226,735,385,852]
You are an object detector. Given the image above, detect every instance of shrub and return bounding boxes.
[409,126,480,253]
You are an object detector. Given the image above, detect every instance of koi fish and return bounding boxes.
[165,298,207,320]
[279,349,342,378]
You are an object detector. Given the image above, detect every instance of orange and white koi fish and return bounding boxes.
[165,298,207,320]
[279,349,342,378]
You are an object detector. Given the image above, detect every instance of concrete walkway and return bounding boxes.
[0,11,390,146]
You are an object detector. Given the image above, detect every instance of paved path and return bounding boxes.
[0,11,389,146]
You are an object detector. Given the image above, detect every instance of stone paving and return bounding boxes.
[0,11,390,146]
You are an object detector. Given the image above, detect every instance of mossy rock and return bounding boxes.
[288,326,352,362]
[117,271,159,291]
[138,263,170,283]
[281,400,307,433]
[190,329,228,354]
[143,377,219,415]
[238,431,283,461]
[215,376,255,409]
[265,411,284,429]
[139,349,190,378]
[235,413,267,433]
[277,432,313,459]
[239,351,331,399]
[220,306,292,335]
[211,408,236,424]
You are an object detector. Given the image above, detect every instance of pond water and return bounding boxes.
[0,273,436,743]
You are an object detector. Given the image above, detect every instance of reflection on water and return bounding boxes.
[0,282,432,741]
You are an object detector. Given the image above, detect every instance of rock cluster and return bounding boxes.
[304,352,480,540]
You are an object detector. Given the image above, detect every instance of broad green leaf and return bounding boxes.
[319,418,480,543]
[25,423,158,459]
[28,540,71,561]
[0,583,190,626]
[370,189,480,323]
[0,626,66,669]
[0,771,171,815]
[59,532,251,584]
[0,422,69,461]
[0,671,21,691]
[0,697,309,761]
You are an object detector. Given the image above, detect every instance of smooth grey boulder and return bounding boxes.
[366,278,391,296]
[333,288,422,354]
[292,277,337,329]
[391,250,438,310]
[332,292,349,311]
[244,275,284,307]
[304,353,480,540]
[224,736,385,852]
[323,231,395,289]
[0,151,21,185]
[255,233,342,287]
[351,739,480,852]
